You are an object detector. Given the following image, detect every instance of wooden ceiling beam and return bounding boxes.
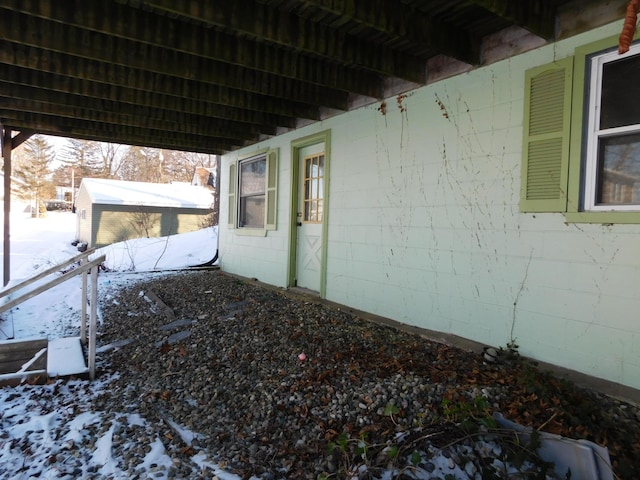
[299,0,481,64]
[0,29,347,115]
[0,112,240,154]
[0,42,322,121]
[469,0,557,39]
[0,8,376,101]
[140,0,427,83]
[0,90,269,142]
[0,67,296,131]
[10,129,34,150]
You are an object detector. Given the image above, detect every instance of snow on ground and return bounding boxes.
[0,211,239,480]
[0,212,218,340]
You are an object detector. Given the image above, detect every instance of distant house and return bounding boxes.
[75,178,214,248]
[191,167,216,191]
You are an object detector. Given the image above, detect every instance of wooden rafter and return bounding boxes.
[0,6,382,100]
[0,13,355,108]
[2,112,238,154]
[0,75,294,135]
[0,0,572,154]
[0,45,323,120]
[470,0,558,39]
[298,0,481,64]
[142,0,428,82]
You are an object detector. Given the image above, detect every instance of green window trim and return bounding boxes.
[521,34,640,224]
[227,147,279,232]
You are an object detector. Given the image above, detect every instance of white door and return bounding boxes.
[295,144,325,292]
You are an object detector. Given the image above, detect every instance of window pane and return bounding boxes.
[240,159,266,196]
[304,178,311,200]
[600,55,640,129]
[304,200,311,221]
[309,201,316,223]
[596,133,640,204]
[239,196,265,227]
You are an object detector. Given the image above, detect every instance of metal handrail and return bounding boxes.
[0,250,105,379]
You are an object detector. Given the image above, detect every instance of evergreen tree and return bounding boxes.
[14,135,56,217]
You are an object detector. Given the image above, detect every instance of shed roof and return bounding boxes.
[79,178,213,209]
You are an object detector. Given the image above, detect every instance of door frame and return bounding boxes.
[288,130,331,297]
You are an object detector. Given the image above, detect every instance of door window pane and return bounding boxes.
[302,154,324,223]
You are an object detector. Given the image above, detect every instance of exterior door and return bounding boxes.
[295,144,325,292]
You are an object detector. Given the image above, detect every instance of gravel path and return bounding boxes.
[93,269,640,479]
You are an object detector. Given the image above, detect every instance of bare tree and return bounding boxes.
[98,142,126,179]
[119,146,165,183]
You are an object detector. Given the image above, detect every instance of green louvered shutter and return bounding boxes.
[228,162,237,228]
[520,57,574,212]
[265,148,279,230]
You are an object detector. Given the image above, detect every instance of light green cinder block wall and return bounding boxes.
[220,20,640,390]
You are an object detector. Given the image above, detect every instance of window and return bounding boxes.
[239,156,266,228]
[228,149,278,231]
[521,35,640,223]
[584,45,640,210]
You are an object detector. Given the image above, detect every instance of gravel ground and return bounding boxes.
[92,269,640,479]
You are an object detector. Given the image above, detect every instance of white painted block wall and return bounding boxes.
[220,21,640,390]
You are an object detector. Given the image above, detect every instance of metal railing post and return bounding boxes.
[88,263,98,380]
[80,258,88,344]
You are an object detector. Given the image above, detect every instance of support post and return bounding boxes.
[88,264,98,380]
[80,258,87,344]
[2,125,11,287]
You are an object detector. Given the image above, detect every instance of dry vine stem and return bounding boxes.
[619,0,640,54]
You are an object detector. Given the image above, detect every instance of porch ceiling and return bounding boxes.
[0,0,574,154]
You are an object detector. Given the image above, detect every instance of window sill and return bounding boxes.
[565,211,640,224]
[234,228,268,237]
